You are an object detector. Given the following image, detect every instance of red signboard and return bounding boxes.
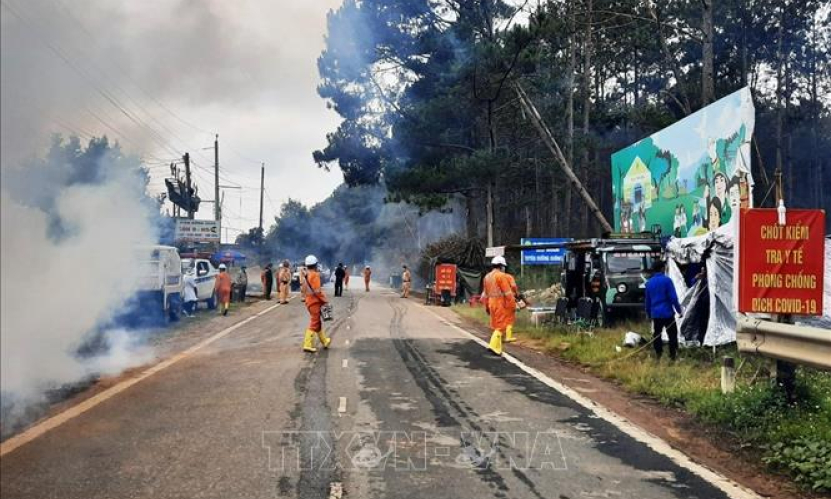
[738,208,826,315]
[434,264,457,295]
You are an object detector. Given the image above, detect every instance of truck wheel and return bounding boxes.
[207,291,217,310]
[167,295,181,322]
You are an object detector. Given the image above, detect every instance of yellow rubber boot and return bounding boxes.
[303,329,317,353]
[505,324,517,343]
[488,330,503,356]
[317,330,331,349]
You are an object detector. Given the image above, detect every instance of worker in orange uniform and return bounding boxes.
[363,266,372,292]
[278,260,291,304]
[215,263,233,316]
[344,265,351,289]
[504,271,520,343]
[302,255,331,353]
[401,265,412,298]
[482,256,514,356]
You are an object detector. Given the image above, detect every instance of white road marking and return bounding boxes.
[338,396,347,414]
[342,359,348,368]
[417,304,763,499]
[0,299,293,457]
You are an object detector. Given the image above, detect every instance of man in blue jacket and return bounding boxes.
[645,260,683,361]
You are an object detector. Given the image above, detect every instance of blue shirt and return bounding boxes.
[644,272,682,319]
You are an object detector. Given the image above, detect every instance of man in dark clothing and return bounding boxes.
[644,260,683,361]
[261,263,274,300]
[334,263,346,297]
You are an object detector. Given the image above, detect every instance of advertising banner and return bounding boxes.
[738,209,825,315]
[520,238,572,265]
[612,87,755,237]
[174,218,220,243]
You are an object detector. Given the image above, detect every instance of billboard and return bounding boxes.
[174,218,220,242]
[738,209,825,315]
[520,238,572,265]
[612,87,755,237]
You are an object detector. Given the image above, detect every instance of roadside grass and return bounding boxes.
[453,305,831,493]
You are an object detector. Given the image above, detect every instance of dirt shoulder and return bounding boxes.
[432,303,815,499]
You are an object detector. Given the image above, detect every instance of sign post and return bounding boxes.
[738,209,825,316]
[174,218,221,244]
[519,238,572,265]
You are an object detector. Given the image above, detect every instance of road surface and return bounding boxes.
[1,286,759,499]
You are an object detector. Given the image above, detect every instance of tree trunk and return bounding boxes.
[581,0,593,237]
[702,0,715,105]
[565,2,576,235]
[465,194,477,239]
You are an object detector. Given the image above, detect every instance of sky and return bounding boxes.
[0,0,344,242]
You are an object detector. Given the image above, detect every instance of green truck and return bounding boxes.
[559,235,663,325]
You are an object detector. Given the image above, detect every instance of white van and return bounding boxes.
[181,258,219,309]
[136,245,183,321]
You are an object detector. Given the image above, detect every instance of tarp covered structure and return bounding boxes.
[667,225,831,346]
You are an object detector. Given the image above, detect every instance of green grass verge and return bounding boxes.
[453,305,831,493]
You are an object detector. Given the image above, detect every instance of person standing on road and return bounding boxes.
[363,266,372,292]
[261,263,274,300]
[215,263,233,316]
[302,254,331,353]
[344,265,350,289]
[278,260,291,304]
[235,265,248,303]
[401,265,412,298]
[334,263,346,297]
[482,256,514,356]
[644,260,683,361]
[183,272,198,317]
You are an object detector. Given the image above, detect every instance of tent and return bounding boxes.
[666,224,831,347]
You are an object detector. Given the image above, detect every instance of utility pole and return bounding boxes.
[183,152,194,219]
[514,82,613,233]
[258,163,265,243]
[214,134,220,226]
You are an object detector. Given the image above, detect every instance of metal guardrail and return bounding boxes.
[737,316,831,371]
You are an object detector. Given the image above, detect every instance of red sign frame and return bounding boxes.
[738,208,825,315]
[434,264,457,296]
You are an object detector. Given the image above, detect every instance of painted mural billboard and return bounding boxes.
[611,87,755,237]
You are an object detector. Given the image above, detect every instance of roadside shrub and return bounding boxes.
[763,438,831,492]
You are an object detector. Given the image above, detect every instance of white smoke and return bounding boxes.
[0,164,157,427]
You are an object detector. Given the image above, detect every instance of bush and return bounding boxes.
[764,438,831,492]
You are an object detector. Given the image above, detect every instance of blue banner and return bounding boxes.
[520,238,572,265]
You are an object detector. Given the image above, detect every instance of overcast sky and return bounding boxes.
[1,0,344,241]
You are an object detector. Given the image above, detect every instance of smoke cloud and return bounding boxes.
[0,153,158,434]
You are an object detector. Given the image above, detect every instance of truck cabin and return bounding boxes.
[561,238,661,308]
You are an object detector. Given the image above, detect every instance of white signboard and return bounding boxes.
[175,219,220,242]
[485,246,505,257]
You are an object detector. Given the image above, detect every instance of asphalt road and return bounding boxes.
[1,285,759,499]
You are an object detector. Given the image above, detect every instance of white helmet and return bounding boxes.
[218,263,227,270]
[491,255,507,267]
[305,254,319,266]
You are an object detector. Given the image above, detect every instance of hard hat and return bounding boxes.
[305,255,319,266]
[491,256,507,267]
[219,263,227,270]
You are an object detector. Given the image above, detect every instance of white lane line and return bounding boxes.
[342,359,348,368]
[418,304,763,499]
[337,397,347,414]
[1,299,292,457]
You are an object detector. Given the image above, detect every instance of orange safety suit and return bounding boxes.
[278,266,291,303]
[482,269,514,332]
[304,269,327,332]
[344,268,350,288]
[505,272,519,326]
[215,272,232,306]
